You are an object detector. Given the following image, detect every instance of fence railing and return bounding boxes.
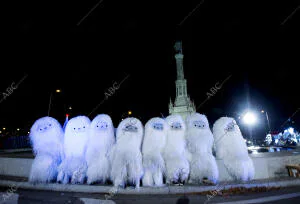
[0,135,31,149]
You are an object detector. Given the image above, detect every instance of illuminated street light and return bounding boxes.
[288,127,294,134]
[261,110,271,133]
[128,110,132,115]
[55,89,61,93]
[243,112,257,126]
[17,128,20,131]
[3,127,6,130]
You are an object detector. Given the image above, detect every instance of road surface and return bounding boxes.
[1,186,300,204]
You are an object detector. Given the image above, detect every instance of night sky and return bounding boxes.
[1,0,299,139]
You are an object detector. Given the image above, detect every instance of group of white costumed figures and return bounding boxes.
[29,113,254,188]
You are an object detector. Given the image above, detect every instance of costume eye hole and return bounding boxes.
[74,128,76,130]
[49,124,52,126]
[83,126,85,129]
[97,125,99,128]
[39,128,43,131]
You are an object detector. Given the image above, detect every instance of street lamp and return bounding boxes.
[241,111,257,145]
[242,111,257,126]
[261,110,271,133]
[48,89,62,116]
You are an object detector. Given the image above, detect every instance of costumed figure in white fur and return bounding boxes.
[163,114,189,185]
[57,116,91,184]
[85,114,115,184]
[142,117,168,186]
[110,117,144,188]
[29,116,64,183]
[186,113,219,184]
[213,117,254,181]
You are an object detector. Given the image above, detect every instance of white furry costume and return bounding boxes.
[213,117,254,181]
[29,116,64,183]
[57,116,91,184]
[85,114,115,184]
[163,115,189,184]
[142,117,168,186]
[110,117,144,188]
[186,113,219,184]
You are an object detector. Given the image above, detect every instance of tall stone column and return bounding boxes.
[175,53,184,80]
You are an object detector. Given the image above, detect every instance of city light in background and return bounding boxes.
[242,111,257,126]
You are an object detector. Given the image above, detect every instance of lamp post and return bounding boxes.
[261,110,271,134]
[48,89,62,116]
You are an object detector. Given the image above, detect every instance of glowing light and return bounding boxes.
[243,112,257,125]
[2,127,6,130]
[69,107,72,110]
[55,89,61,93]
[17,128,20,131]
[128,110,132,115]
[0,131,2,134]
[66,114,69,117]
[261,110,265,113]
[288,127,294,134]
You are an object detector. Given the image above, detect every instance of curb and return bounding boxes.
[0,179,300,195]
[0,148,32,153]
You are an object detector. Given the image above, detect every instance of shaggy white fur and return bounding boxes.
[213,117,255,181]
[29,116,64,183]
[57,116,91,184]
[110,117,144,188]
[163,114,189,184]
[142,117,168,186]
[186,113,219,184]
[85,114,115,184]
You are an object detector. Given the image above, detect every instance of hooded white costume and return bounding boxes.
[163,114,189,184]
[110,117,144,188]
[186,113,218,184]
[213,117,254,181]
[85,114,115,184]
[142,117,168,186]
[57,116,91,184]
[29,116,64,183]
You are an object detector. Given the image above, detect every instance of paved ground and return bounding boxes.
[0,150,33,159]
[1,186,300,203]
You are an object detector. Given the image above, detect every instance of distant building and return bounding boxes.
[169,41,196,120]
